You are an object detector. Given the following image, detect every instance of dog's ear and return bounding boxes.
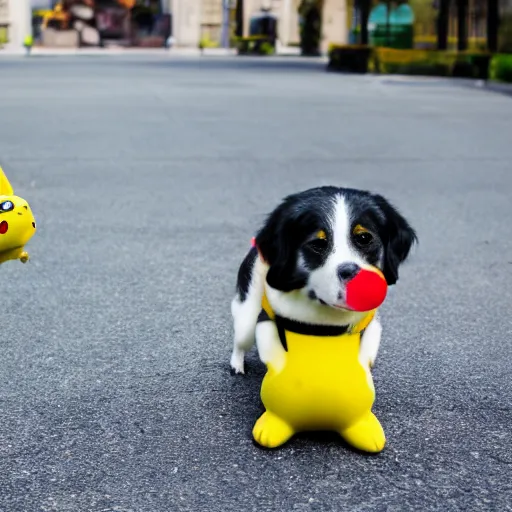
[255,201,308,292]
[373,194,418,286]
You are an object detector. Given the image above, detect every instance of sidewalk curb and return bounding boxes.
[442,76,512,97]
[0,46,324,59]
[0,47,232,57]
[369,73,512,97]
[476,80,512,96]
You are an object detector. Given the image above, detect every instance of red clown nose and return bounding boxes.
[345,268,388,312]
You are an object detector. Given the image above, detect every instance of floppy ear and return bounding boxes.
[373,194,418,286]
[255,202,308,292]
[0,167,14,196]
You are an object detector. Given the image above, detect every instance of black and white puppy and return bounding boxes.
[230,186,417,374]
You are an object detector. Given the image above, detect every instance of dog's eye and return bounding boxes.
[353,225,374,247]
[354,232,373,246]
[0,201,14,212]
[305,235,328,253]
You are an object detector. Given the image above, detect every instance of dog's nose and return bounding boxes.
[337,263,360,281]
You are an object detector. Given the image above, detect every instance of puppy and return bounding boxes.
[230,186,417,375]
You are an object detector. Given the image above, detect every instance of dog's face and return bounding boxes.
[255,187,417,312]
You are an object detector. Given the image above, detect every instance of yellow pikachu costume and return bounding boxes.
[0,167,37,265]
[252,293,386,453]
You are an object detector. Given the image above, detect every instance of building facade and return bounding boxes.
[3,0,509,53]
[1,0,32,49]
[1,0,346,51]
[167,0,348,51]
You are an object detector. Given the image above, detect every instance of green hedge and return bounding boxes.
[198,36,219,49]
[328,46,493,80]
[383,62,452,76]
[236,36,275,56]
[0,26,8,45]
[327,45,373,73]
[490,54,512,83]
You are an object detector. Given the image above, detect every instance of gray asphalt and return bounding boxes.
[1,54,511,512]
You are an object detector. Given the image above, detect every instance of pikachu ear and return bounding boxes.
[0,167,14,196]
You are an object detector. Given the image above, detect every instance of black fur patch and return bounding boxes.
[372,194,418,285]
[343,188,418,285]
[255,187,338,292]
[236,246,257,301]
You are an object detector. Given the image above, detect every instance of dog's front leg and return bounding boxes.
[230,294,258,374]
[255,314,286,374]
[359,313,382,369]
[230,253,267,374]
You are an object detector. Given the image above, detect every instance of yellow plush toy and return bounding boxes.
[0,167,37,265]
[253,272,388,454]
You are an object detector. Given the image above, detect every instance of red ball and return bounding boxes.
[345,268,388,312]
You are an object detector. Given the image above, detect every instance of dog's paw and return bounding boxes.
[230,348,245,375]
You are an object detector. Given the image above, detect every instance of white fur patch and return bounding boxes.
[307,194,367,308]
[255,321,286,373]
[265,284,366,326]
[230,256,268,373]
[359,313,382,369]
[358,313,382,391]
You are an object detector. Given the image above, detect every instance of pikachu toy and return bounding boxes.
[0,167,37,265]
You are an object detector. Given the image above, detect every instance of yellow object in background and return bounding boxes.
[0,167,37,265]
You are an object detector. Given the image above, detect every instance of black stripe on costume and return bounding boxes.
[276,322,288,352]
[274,316,350,337]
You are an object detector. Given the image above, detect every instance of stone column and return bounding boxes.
[321,0,348,53]
[289,0,301,44]
[161,0,172,14]
[171,0,202,47]
[6,0,31,50]
[278,0,293,45]
[277,0,301,46]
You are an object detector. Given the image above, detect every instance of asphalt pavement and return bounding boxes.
[1,54,511,512]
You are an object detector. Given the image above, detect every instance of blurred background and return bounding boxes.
[1,0,512,55]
